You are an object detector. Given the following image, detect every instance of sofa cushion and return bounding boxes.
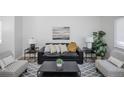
[108,56,124,68]
[43,52,60,57]
[61,52,78,57]
[2,56,15,68]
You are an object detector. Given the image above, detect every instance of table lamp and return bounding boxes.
[28,37,37,50]
[85,36,94,49]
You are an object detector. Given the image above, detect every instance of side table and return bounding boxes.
[82,47,96,62]
[24,47,39,62]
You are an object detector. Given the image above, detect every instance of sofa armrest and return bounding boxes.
[76,47,83,59]
[39,47,45,54]
[76,47,83,55]
[38,47,45,64]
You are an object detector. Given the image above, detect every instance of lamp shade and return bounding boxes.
[85,36,94,43]
[28,37,37,44]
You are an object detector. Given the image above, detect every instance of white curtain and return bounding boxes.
[0,21,2,43]
[115,17,124,49]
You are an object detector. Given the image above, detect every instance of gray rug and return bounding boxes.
[22,61,102,77]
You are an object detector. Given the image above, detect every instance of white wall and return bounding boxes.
[1,16,120,58]
[0,16,15,56]
[15,16,23,58]
[22,16,101,51]
[0,16,101,58]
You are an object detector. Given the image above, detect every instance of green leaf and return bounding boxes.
[92,31,107,57]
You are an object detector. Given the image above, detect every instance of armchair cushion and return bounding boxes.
[2,56,15,68]
[108,56,124,68]
[0,60,5,70]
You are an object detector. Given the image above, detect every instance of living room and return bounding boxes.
[0,16,124,77]
[1,0,124,93]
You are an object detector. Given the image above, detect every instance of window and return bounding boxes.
[0,21,1,43]
[114,17,124,49]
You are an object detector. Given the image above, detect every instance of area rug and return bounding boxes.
[22,61,103,77]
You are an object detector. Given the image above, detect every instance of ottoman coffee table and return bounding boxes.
[37,61,81,77]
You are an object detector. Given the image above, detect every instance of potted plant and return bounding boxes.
[56,58,64,67]
[92,31,107,59]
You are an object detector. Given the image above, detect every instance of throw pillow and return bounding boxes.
[108,56,124,68]
[2,56,15,67]
[55,45,60,53]
[59,44,68,53]
[0,60,5,70]
[44,45,50,52]
[50,44,57,54]
[67,42,77,52]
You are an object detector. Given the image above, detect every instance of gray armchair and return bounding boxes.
[95,50,124,77]
[0,51,28,77]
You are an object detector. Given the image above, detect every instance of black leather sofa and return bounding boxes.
[38,43,83,64]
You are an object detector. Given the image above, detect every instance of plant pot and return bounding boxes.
[97,56,101,59]
[56,58,63,67]
[56,63,62,67]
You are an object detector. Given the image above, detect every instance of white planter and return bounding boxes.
[57,64,62,67]
[97,56,101,59]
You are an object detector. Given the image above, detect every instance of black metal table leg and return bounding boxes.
[37,70,43,77]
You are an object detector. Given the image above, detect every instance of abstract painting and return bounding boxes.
[52,27,70,40]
